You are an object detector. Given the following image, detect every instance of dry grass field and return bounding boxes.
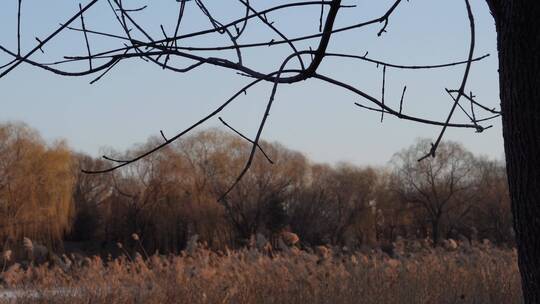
[0,241,522,304]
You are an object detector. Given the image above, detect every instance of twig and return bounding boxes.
[17,0,22,56]
[0,0,99,78]
[218,117,274,164]
[381,65,386,122]
[79,3,93,70]
[418,0,476,161]
[399,86,407,115]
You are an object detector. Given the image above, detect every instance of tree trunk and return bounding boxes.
[431,219,441,245]
[490,2,540,302]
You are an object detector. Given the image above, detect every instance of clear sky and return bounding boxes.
[0,0,502,167]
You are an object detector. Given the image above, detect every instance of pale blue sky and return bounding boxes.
[0,0,502,166]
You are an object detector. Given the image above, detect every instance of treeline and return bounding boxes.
[0,122,512,254]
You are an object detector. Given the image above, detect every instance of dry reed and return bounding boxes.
[0,244,522,304]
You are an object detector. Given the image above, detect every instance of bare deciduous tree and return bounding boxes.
[69,153,111,241]
[468,158,512,244]
[391,139,476,244]
[290,163,377,247]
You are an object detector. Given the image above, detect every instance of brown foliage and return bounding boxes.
[0,122,73,251]
[0,123,513,257]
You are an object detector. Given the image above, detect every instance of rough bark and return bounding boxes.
[489,1,540,302]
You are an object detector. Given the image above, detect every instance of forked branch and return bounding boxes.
[0,0,499,200]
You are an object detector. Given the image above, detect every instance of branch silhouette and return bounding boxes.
[0,0,498,200]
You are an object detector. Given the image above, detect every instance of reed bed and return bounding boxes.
[0,244,522,304]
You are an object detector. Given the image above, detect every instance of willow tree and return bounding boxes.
[0,0,539,301]
[0,122,74,249]
[177,129,307,244]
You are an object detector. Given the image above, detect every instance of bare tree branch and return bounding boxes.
[0,0,497,200]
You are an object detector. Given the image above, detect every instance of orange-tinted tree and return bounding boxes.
[0,122,73,250]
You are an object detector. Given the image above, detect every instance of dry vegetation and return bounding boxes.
[1,241,521,304]
[0,123,73,250]
[0,123,513,254]
[0,122,519,303]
